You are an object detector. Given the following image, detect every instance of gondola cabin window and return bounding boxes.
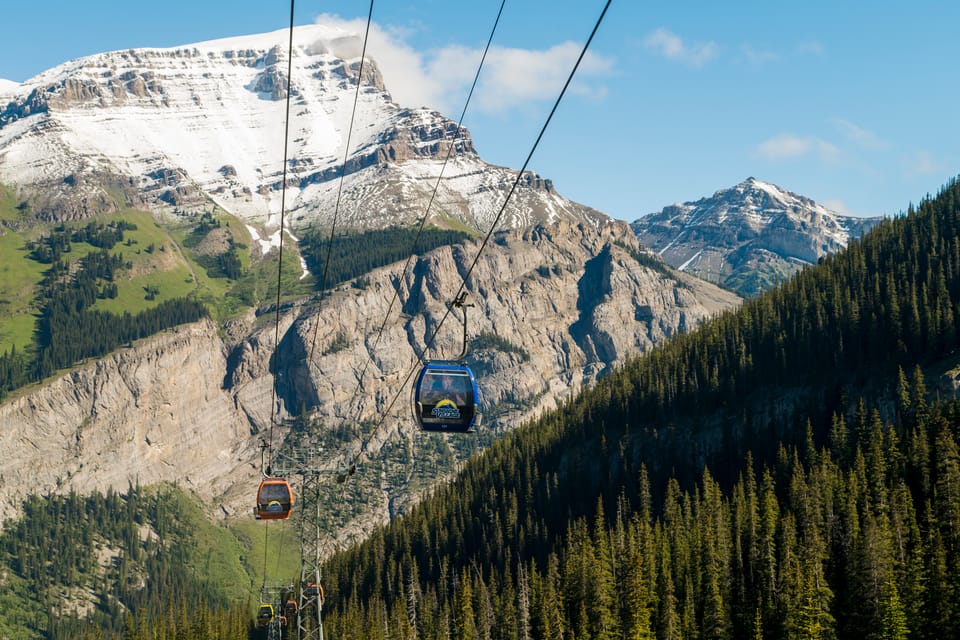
[257,603,274,627]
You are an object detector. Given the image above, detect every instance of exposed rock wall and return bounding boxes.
[0,319,258,530]
[0,219,740,536]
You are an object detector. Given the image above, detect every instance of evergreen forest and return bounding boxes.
[0,484,253,639]
[0,221,208,399]
[299,225,472,289]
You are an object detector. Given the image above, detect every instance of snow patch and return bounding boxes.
[245,224,310,280]
[677,250,702,272]
[0,78,20,96]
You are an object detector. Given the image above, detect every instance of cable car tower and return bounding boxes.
[272,448,353,640]
[258,582,293,640]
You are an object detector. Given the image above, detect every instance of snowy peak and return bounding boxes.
[662,177,850,244]
[0,24,604,233]
[632,178,883,297]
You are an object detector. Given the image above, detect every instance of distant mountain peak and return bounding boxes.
[632,178,883,297]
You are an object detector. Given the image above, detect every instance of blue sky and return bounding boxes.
[1,0,958,221]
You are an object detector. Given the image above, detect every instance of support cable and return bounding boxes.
[262,0,296,592]
[334,0,507,439]
[346,0,613,469]
[307,0,376,366]
[266,0,298,475]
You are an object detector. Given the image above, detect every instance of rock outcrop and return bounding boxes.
[0,219,740,538]
[0,319,256,530]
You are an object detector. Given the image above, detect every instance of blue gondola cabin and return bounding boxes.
[413,362,481,432]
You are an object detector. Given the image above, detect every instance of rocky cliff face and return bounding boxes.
[0,219,739,538]
[0,319,256,530]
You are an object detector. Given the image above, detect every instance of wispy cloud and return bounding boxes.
[735,38,824,66]
[822,198,853,216]
[441,42,614,114]
[643,28,717,67]
[754,134,840,162]
[740,44,779,65]
[796,40,825,56]
[832,118,887,150]
[903,150,945,176]
[311,14,614,115]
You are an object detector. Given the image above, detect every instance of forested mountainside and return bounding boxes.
[0,484,253,639]
[0,211,474,401]
[317,176,960,640]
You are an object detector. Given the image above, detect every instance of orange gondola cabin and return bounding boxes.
[255,477,293,520]
[304,582,325,604]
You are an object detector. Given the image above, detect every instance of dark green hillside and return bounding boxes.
[317,177,960,640]
[0,484,254,640]
[299,225,472,289]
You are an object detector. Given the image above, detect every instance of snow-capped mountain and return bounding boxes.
[631,177,884,297]
[0,25,604,236]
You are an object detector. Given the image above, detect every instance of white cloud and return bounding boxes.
[754,134,840,163]
[643,28,717,67]
[754,134,811,159]
[311,14,443,110]
[796,40,825,56]
[822,198,853,216]
[473,42,613,113]
[831,118,887,150]
[735,39,824,67]
[311,14,614,115]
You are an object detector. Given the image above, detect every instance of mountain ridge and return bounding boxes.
[0,24,606,242]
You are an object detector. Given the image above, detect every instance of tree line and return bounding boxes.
[0,484,253,639]
[299,224,472,289]
[26,219,137,263]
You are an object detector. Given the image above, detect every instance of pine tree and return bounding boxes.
[879,578,909,640]
[589,501,620,640]
[454,570,479,640]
